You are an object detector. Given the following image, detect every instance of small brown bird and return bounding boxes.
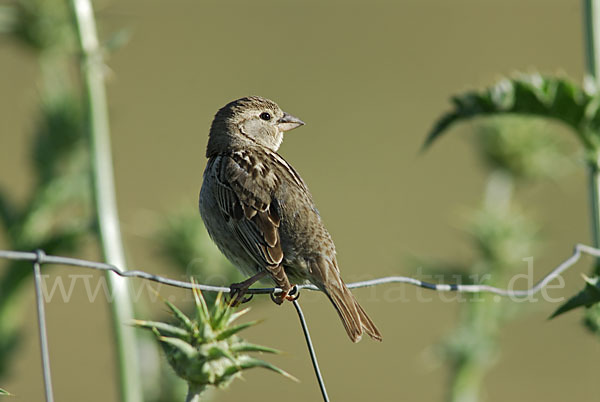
[199,96,381,342]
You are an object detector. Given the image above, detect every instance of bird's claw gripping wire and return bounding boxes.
[226,270,269,306]
[227,285,254,306]
[270,284,300,305]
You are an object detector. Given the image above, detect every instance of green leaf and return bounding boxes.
[158,336,198,360]
[423,74,597,151]
[206,345,237,364]
[210,292,231,329]
[228,356,298,382]
[216,321,259,341]
[164,299,196,333]
[230,342,280,355]
[192,284,210,325]
[550,275,600,318]
[17,173,90,247]
[0,387,11,395]
[131,320,189,340]
[224,306,250,326]
[0,189,18,229]
[9,0,75,51]
[33,92,85,181]
[473,118,572,179]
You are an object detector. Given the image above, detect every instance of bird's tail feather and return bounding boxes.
[325,283,382,343]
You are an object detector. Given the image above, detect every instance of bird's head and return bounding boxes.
[207,96,305,156]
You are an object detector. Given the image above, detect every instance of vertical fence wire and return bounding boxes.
[293,299,330,402]
[33,250,54,402]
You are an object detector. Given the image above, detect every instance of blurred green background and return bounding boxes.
[1,0,600,401]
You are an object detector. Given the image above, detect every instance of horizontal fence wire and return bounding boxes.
[2,243,599,296]
[2,243,600,402]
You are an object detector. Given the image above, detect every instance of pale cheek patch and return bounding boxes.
[272,133,283,150]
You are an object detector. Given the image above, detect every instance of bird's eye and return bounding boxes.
[259,112,271,121]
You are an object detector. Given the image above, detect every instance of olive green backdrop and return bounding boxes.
[2,1,599,401]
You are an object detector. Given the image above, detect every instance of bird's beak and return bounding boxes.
[277,112,305,132]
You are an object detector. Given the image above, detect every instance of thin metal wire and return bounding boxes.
[3,243,600,402]
[32,250,54,402]
[292,298,329,402]
[2,243,599,297]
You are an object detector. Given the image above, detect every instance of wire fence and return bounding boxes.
[1,243,599,402]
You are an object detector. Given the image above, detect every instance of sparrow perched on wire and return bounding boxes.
[199,96,382,342]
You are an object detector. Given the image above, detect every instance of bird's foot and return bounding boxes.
[227,282,255,306]
[270,285,299,305]
[227,271,269,306]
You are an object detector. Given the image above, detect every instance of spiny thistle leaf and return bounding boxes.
[164,299,196,334]
[158,336,199,360]
[210,292,231,328]
[134,290,294,396]
[551,275,600,318]
[192,282,210,323]
[216,321,259,341]
[206,345,238,364]
[130,320,189,340]
[225,307,251,326]
[230,342,281,354]
[229,356,298,382]
[423,74,599,152]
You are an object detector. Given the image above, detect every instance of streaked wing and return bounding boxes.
[213,151,284,271]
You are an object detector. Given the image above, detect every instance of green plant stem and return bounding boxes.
[588,156,600,270]
[584,0,600,272]
[447,293,502,402]
[582,0,600,333]
[585,155,600,332]
[446,170,512,402]
[584,0,600,85]
[185,384,206,402]
[69,1,142,401]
